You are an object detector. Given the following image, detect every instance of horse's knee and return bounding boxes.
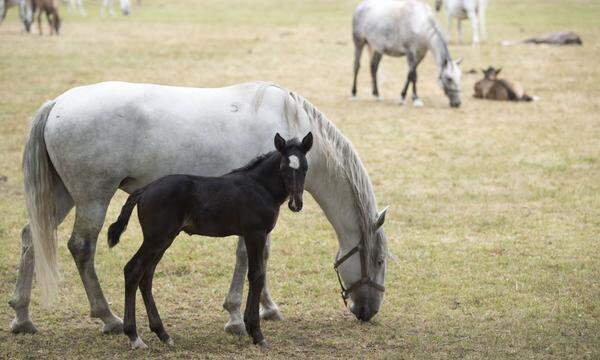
[67,237,94,264]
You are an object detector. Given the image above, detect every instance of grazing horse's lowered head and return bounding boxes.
[274,132,312,212]
[440,57,463,107]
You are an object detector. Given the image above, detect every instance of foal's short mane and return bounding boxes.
[253,82,387,261]
[227,151,276,175]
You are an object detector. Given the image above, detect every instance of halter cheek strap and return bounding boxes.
[333,245,385,306]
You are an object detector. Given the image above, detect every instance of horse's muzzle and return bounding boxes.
[288,195,303,212]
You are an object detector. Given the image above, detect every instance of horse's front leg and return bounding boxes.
[467,10,480,44]
[243,232,267,346]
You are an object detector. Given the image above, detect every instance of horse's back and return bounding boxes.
[43,81,291,198]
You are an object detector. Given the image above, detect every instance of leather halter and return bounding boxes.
[333,243,385,306]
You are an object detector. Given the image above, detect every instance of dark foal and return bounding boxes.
[107,132,313,349]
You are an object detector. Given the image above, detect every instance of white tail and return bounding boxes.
[23,100,60,304]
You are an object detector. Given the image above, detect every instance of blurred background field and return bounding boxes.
[0,0,599,358]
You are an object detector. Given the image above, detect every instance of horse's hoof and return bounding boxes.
[102,319,124,334]
[10,318,38,334]
[349,95,358,101]
[131,337,148,349]
[224,321,247,336]
[257,339,268,348]
[373,95,384,102]
[413,99,424,108]
[397,98,406,106]
[260,308,284,321]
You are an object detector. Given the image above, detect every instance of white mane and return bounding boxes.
[254,83,386,260]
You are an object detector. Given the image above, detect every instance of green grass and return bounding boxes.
[1,0,599,358]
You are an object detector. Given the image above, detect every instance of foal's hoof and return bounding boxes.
[413,99,424,108]
[257,339,268,348]
[166,337,175,347]
[10,318,38,334]
[131,337,148,349]
[102,319,124,334]
[260,308,284,321]
[224,321,247,336]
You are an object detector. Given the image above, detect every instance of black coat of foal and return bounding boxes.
[107,133,313,348]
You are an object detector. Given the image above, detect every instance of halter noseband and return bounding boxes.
[333,243,385,306]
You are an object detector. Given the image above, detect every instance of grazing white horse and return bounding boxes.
[10,81,389,337]
[1,0,33,32]
[352,0,462,108]
[63,0,85,16]
[101,0,130,16]
[435,0,488,44]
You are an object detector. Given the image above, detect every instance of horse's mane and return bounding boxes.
[227,151,277,175]
[253,83,386,261]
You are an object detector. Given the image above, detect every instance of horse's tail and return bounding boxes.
[107,188,145,248]
[23,100,61,304]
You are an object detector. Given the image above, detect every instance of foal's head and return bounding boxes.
[482,66,502,80]
[274,132,313,212]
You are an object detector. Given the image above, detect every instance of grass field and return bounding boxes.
[1,0,599,358]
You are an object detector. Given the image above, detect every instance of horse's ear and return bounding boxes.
[301,132,313,153]
[374,206,389,230]
[274,133,286,153]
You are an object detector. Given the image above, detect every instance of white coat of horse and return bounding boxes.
[435,0,488,44]
[10,81,389,337]
[101,0,130,16]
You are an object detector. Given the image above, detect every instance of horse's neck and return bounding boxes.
[305,157,362,254]
[248,153,287,203]
[427,22,451,72]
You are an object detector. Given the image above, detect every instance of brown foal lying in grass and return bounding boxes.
[474,67,537,102]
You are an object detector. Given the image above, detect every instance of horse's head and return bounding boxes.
[482,66,501,80]
[120,0,131,16]
[440,58,462,108]
[274,132,313,212]
[435,0,443,12]
[335,208,388,322]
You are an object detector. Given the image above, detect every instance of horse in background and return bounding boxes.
[435,0,488,44]
[474,66,537,102]
[33,0,60,35]
[101,0,130,16]
[63,0,85,16]
[1,0,33,32]
[501,31,582,46]
[352,0,462,108]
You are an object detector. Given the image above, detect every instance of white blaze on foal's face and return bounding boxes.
[288,155,300,170]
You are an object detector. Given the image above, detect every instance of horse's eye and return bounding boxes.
[377,259,384,267]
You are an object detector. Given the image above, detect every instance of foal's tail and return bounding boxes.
[107,188,145,248]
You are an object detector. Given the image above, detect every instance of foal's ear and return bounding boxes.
[301,132,313,153]
[274,133,286,153]
[374,206,389,230]
[495,68,502,75]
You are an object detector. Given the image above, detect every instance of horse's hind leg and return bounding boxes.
[467,10,480,44]
[10,182,73,334]
[223,237,248,335]
[259,235,283,321]
[68,198,123,334]
[351,36,366,98]
[370,51,383,100]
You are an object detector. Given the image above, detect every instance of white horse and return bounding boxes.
[435,0,488,44]
[100,0,130,16]
[352,0,462,108]
[10,81,389,337]
[1,0,33,32]
[63,0,85,16]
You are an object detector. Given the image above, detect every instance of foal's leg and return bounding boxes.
[123,244,153,349]
[139,247,173,346]
[68,200,123,334]
[370,51,383,100]
[243,232,267,346]
[351,36,366,98]
[259,235,282,321]
[10,183,73,334]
